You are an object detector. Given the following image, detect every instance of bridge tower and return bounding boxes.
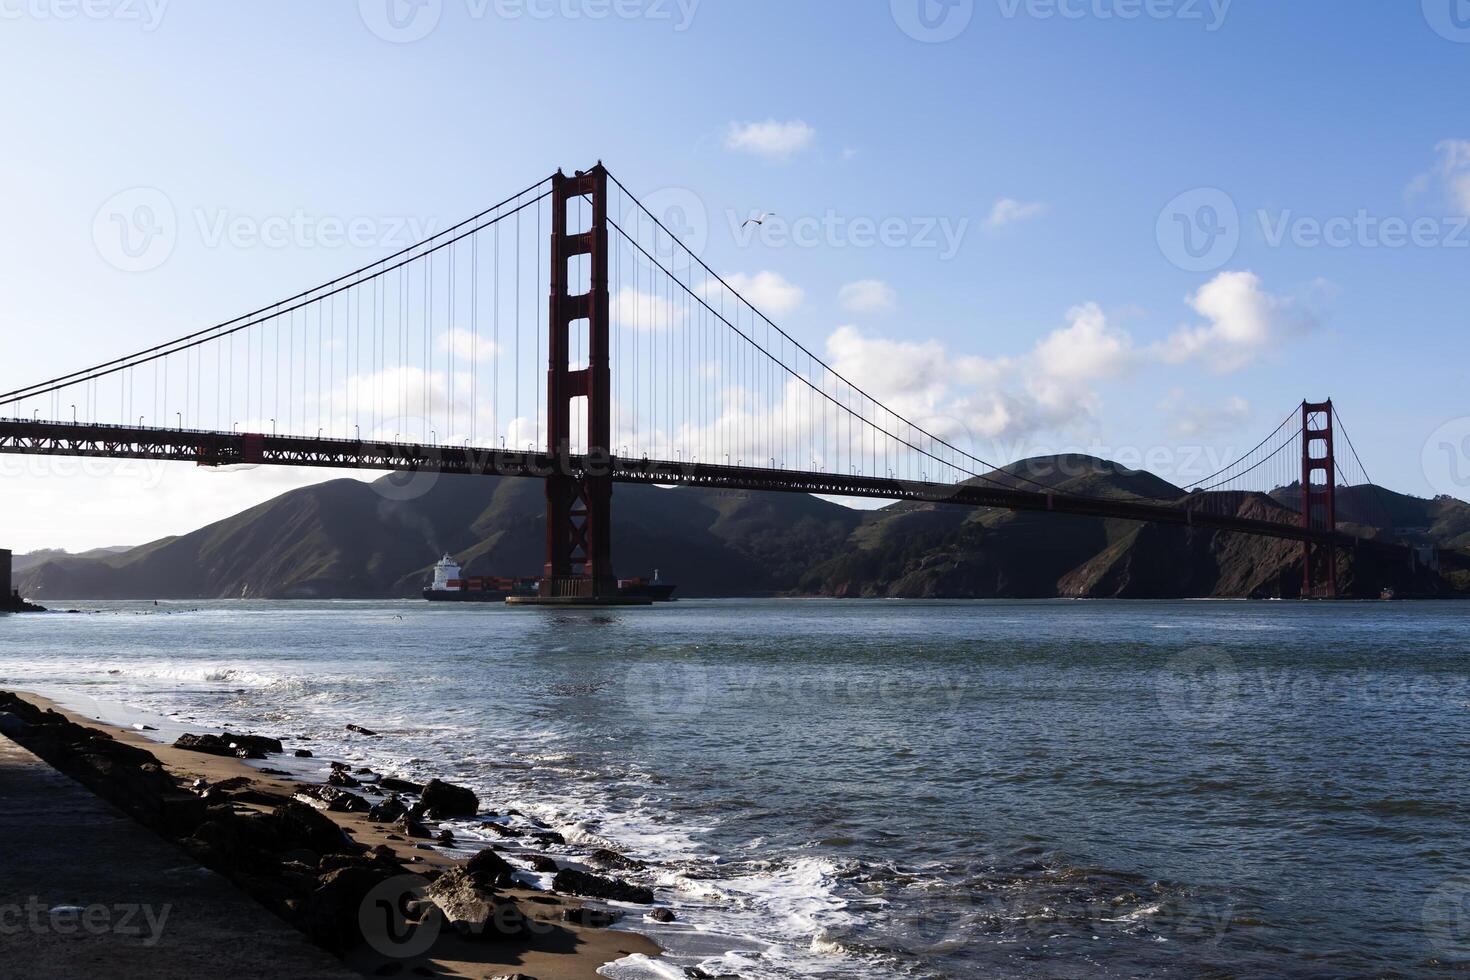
[526,164,634,604]
[1300,400,1337,598]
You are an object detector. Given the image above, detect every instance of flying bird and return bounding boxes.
[741,212,776,228]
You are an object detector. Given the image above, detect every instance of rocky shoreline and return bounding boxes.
[0,690,665,979]
[1,592,45,613]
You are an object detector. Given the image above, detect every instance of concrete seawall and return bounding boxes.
[0,734,357,980]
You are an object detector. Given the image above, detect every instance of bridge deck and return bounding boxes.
[0,418,1455,569]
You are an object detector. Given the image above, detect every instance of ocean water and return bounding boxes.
[2,598,1468,978]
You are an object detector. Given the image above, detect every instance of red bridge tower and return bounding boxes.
[1300,400,1337,598]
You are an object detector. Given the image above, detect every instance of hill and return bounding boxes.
[19,458,1470,601]
[18,473,861,600]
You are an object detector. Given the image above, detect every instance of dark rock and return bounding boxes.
[436,828,455,845]
[273,801,364,855]
[201,775,254,797]
[483,823,523,838]
[649,907,676,922]
[426,868,526,938]
[564,906,623,928]
[367,796,408,823]
[531,830,567,847]
[0,711,29,738]
[380,776,424,795]
[305,865,395,953]
[345,723,378,736]
[590,847,644,870]
[222,731,284,755]
[294,749,313,758]
[259,767,291,776]
[173,733,239,757]
[294,785,370,814]
[528,855,560,873]
[552,868,654,905]
[420,779,478,818]
[279,848,321,868]
[327,768,361,788]
[465,847,515,887]
[393,815,431,839]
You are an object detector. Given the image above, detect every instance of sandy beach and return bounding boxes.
[0,689,663,980]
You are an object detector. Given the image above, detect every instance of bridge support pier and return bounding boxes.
[510,164,650,607]
[1300,400,1337,598]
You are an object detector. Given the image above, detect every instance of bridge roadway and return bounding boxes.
[1,418,1459,571]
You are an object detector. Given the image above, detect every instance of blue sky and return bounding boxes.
[1,0,1468,551]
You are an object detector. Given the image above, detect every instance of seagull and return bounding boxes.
[741,212,776,228]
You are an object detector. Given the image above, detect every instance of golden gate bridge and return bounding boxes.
[0,165,1456,601]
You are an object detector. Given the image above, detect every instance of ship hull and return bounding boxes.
[422,589,511,603]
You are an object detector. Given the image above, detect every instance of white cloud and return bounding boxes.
[1162,390,1252,437]
[838,279,897,314]
[1413,139,1470,215]
[1157,271,1312,374]
[1032,302,1135,383]
[725,119,816,160]
[824,301,1136,444]
[987,197,1047,228]
[612,287,689,332]
[721,271,804,316]
[436,328,498,362]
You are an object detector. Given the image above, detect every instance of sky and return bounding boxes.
[1,0,1468,553]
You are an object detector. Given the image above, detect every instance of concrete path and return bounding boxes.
[0,735,359,980]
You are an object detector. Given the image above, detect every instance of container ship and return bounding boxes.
[423,555,676,602]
